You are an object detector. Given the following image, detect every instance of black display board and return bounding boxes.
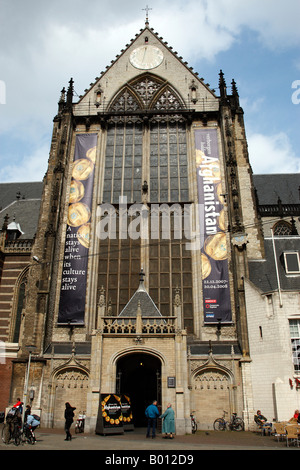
[96,394,133,435]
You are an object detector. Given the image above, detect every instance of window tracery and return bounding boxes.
[273,221,293,236]
[108,74,185,113]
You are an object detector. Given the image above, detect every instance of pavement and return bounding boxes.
[0,423,297,454]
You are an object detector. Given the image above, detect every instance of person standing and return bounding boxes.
[145,400,160,439]
[64,402,76,441]
[160,403,175,439]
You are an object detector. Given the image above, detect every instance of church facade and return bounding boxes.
[1,21,299,433]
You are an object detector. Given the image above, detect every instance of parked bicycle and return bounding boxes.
[213,410,244,431]
[2,422,37,446]
[190,411,198,434]
[1,422,22,446]
[75,412,86,433]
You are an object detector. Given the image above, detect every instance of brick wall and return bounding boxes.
[0,359,13,412]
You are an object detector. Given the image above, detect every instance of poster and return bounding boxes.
[58,133,97,324]
[195,128,232,323]
[120,394,134,430]
[96,394,125,435]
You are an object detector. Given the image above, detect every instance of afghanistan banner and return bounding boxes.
[194,128,232,323]
[58,133,97,324]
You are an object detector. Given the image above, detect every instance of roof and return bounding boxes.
[0,181,43,210]
[0,181,43,239]
[119,270,162,317]
[253,174,300,205]
[248,236,300,293]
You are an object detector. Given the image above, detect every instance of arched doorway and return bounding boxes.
[116,353,161,427]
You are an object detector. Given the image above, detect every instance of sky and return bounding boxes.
[0,0,299,182]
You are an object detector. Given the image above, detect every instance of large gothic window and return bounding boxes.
[149,122,188,203]
[102,124,143,205]
[98,75,193,331]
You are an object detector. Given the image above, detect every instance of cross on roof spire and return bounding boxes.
[142,5,152,25]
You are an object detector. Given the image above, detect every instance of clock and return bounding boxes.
[130,45,164,70]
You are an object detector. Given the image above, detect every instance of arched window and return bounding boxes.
[10,269,28,343]
[273,221,293,236]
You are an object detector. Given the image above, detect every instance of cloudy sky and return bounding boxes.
[0,0,299,182]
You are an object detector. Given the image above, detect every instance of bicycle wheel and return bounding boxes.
[192,421,197,434]
[1,423,11,444]
[28,433,36,444]
[213,418,226,431]
[75,424,79,434]
[13,427,21,446]
[232,418,244,431]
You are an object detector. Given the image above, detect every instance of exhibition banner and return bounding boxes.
[96,394,128,435]
[58,133,97,324]
[194,128,232,323]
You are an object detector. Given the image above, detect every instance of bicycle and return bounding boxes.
[190,411,198,434]
[1,422,22,445]
[75,412,86,433]
[213,410,244,431]
[23,423,36,444]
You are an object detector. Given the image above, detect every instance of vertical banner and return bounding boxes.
[58,133,97,324]
[195,128,232,323]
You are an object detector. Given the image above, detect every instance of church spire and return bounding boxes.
[219,69,227,100]
[66,78,74,109]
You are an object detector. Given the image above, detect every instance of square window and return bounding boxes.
[284,252,300,274]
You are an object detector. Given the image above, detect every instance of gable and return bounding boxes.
[74,26,218,117]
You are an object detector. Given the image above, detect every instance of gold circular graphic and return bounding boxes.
[68,203,91,227]
[218,209,226,231]
[204,232,227,260]
[72,158,94,180]
[77,223,90,248]
[201,253,212,279]
[69,179,85,203]
[86,146,97,164]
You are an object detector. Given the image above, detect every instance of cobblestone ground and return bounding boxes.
[0,424,297,452]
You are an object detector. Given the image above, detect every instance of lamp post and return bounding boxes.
[22,345,37,428]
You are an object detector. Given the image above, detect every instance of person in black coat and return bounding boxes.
[64,402,76,441]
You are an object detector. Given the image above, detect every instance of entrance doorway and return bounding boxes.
[116,353,161,427]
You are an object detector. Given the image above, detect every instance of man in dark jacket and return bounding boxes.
[64,402,76,441]
[145,400,160,439]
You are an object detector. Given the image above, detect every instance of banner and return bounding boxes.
[58,133,97,324]
[96,394,125,435]
[195,128,232,323]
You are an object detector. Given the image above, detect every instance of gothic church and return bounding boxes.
[1,18,299,433]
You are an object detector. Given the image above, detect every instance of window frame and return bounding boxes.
[283,251,300,274]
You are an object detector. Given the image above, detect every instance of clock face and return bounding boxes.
[130,45,164,70]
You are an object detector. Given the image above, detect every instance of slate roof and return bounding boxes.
[119,271,162,317]
[253,174,299,205]
[0,182,43,239]
[0,182,43,210]
[248,236,300,293]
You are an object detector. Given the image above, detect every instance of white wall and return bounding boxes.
[245,279,300,423]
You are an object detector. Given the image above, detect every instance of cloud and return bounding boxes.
[0,0,299,182]
[247,132,300,174]
[0,142,48,183]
